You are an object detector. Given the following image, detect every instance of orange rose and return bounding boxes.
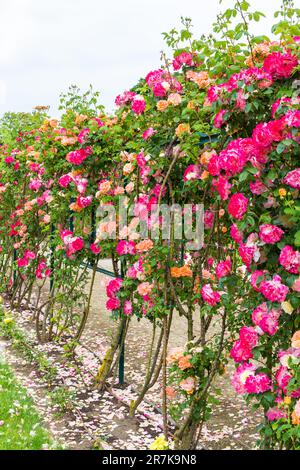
[156,100,169,111]
[200,170,210,180]
[187,100,196,110]
[170,267,181,278]
[165,386,177,399]
[170,266,192,278]
[178,354,193,371]
[292,411,300,425]
[180,265,193,278]
[175,123,190,137]
[69,202,83,213]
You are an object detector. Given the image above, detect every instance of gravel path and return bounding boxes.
[0,259,262,450]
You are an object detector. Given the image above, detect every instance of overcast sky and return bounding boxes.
[0,0,283,117]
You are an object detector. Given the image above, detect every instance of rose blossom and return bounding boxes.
[201,284,221,306]
[259,224,284,245]
[260,275,289,303]
[228,193,248,220]
[279,245,300,274]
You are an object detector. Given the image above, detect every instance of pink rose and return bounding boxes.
[201,284,221,306]
[228,193,248,220]
[260,275,289,303]
[259,224,284,245]
[279,245,300,274]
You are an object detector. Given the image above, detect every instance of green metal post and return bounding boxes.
[118,259,126,385]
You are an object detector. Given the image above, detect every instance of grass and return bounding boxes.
[0,359,57,450]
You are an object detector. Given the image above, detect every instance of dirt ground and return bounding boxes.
[0,259,262,450]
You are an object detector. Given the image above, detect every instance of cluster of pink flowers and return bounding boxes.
[142,127,156,141]
[78,128,90,144]
[106,278,123,311]
[76,195,93,209]
[227,193,248,220]
[35,260,51,279]
[115,90,136,106]
[172,51,194,70]
[283,168,300,189]
[116,240,136,256]
[206,52,297,111]
[59,173,88,194]
[115,90,146,114]
[90,242,101,255]
[131,96,146,115]
[17,250,36,268]
[206,66,274,107]
[183,164,201,182]
[145,69,182,97]
[127,258,146,281]
[66,147,93,165]
[60,230,85,257]
[230,326,258,362]
[232,362,271,395]
[263,51,298,79]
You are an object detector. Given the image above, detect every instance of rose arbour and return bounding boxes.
[0,0,299,451]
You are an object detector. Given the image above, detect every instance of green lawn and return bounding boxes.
[0,360,56,450]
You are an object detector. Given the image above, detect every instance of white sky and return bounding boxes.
[0,0,284,116]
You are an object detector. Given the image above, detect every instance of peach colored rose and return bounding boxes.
[178,354,193,371]
[175,123,190,137]
[180,377,196,394]
[137,282,153,296]
[123,163,134,176]
[292,331,300,348]
[156,100,169,111]
[114,186,125,195]
[292,278,300,292]
[200,170,210,180]
[125,182,135,193]
[200,150,215,166]
[98,180,111,194]
[136,239,154,253]
[168,93,182,106]
[165,386,177,400]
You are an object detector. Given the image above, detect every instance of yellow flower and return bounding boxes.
[149,436,169,450]
[0,296,3,304]
[278,188,287,199]
[284,396,291,406]
[281,301,294,315]
[187,100,196,110]
[3,317,13,325]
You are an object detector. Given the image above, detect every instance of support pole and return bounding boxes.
[118,258,126,385]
